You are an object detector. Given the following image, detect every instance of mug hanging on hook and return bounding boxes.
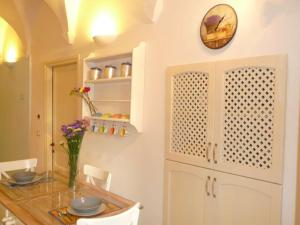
[93,123,99,133]
[99,123,107,134]
[109,123,116,136]
[119,125,127,137]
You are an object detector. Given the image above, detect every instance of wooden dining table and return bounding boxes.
[0,172,135,225]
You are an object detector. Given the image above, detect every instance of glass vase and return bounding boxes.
[67,136,82,189]
[68,152,79,189]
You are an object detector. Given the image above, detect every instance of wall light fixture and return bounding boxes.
[91,12,118,45]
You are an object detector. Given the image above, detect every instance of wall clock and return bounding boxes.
[200,4,238,49]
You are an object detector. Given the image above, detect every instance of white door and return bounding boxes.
[212,171,282,225]
[52,62,81,172]
[165,63,215,169]
[213,55,287,184]
[164,160,213,225]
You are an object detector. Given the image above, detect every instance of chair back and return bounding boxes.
[77,203,140,225]
[0,158,37,180]
[83,164,112,191]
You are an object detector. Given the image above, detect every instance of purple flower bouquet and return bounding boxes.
[61,119,89,188]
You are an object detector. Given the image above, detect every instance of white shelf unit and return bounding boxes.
[82,42,146,132]
[91,100,131,103]
[87,116,130,123]
[85,77,132,84]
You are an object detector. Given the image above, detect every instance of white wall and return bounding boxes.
[296,118,300,224]
[28,0,300,225]
[0,58,30,162]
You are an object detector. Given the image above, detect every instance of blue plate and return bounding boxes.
[71,196,102,213]
[67,204,106,217]
[8,174,42,185]
[12,171,36,182]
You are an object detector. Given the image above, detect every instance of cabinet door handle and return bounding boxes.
[212,178,217,198]
[205,176,211,196]
[206,142,212,162]
[213,143,218,164]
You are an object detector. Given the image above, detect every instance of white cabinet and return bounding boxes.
[164,160,282,225]
[213,56,287,185]
[82,42,146,132]
[165,63,215,169]
[164,55,287,225]
[166,55,287,184]
[164,160,212,225]
[214,171,282,225]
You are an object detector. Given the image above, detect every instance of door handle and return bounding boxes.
[213,143,218,164]
[212,178,217,198]
[205,176,211,196]
[206,142,212,162]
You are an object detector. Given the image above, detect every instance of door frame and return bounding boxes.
[43,56,81,172]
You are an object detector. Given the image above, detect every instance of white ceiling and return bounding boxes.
[42,0,68,34]
[37,0,160,43]
[0,0,162,51]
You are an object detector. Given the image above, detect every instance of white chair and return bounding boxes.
[0,158,37,180]
[83,164,112,191]
[77,203,140,225]
[0,158,37,225]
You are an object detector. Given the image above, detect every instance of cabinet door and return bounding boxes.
[214,55,287,184]
[166,63,215,169]
[212,171,282,225]
[164,160,213,225]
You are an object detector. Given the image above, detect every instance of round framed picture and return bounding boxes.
[200,4,238,49]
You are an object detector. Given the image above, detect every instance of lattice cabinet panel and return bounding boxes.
[166,64,215,168]
[171,72,209,158]
[222,67,275,170]
[214,55,287,184]
[166,55,286,183]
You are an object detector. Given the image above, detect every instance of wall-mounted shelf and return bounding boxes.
[91,99,131,103]
[85,77,132,84]
[82,42,146,132]
[87,116,130,123]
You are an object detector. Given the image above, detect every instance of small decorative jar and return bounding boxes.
[88,67,102,80]
[120,62,132,77]
[104,65,117,79]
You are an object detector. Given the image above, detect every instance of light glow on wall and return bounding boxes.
[0,17,23,63]
[0,20,7,63]
[91,11,118,38]
[65,0,81,44]
[5,45,17,63]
